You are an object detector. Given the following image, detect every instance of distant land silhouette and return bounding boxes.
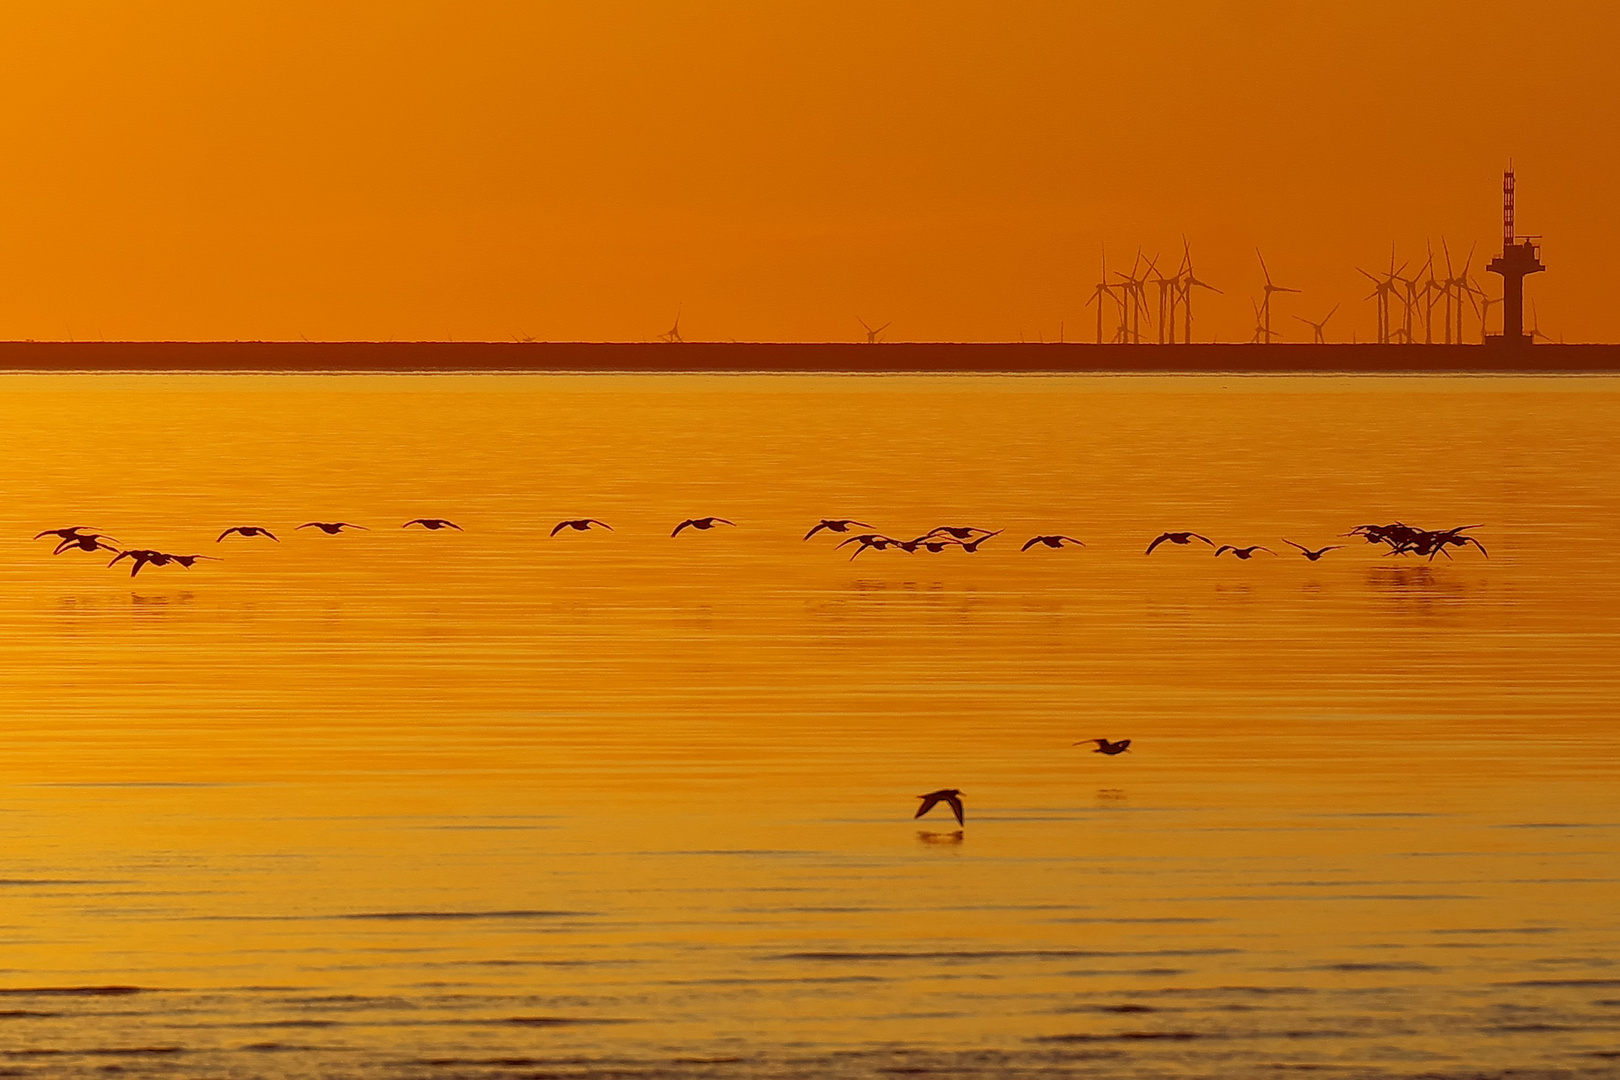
[0,341,1616,374]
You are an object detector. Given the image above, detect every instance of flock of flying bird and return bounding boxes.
[35,514,1485,830]
[32,516,1486,578]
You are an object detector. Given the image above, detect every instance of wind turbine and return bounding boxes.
[658,307,685,343]
[1292,303,1339,345]
[1085,249,1117,345]
[1178,239,1220,344]
[1529,300,1553,344]
[857,317,891,344]
[1255,249,1299,343]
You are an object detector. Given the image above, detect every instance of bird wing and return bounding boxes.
[585,520,612,530]
[34,529,69,540]
[804,522,828,539]
[52,539,75,554]
[1021,537,1041,551]
[404,519,426,528]
[1255,547,1276,555]
[1115,739,1132,752]
[713,518,736,526]
[944,793,965,826]
[1072,738,1103,747]
[1214,545,1233,557]
[445,521,463,530]
[914,792,944,819]
[1144,533,1172,555]
[1058,536,1085,546]
[672,520,692,536]
[107,551,130,565]
[216,528,240,542]
[1461,536,1488,557]
[297,523,320,530]
[1190,533,1214,545]
[1282,539,1308,553]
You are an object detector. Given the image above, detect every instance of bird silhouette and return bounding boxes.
[36,527,115,543]
[837,533,904,560]
[217,526,279,542]
[915,788,965,826]
[53,533,120,555]
[672,517,735,537]
[928,526,995,540]
[1075,738,1132,755]
[959,530,1002,553]
[895,535,965,553]
[1145,531,1214,555]
[166,554,218,569]
[551,518,612,536]
[804,519,873,540]
[1215,545,1275,559]
[298,522,368,535]
[404,518,461,531]
[1283,539,1340,561]
[1021,535,1086,551]
[107,549,169,577]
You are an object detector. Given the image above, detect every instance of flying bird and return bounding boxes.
[53,533,120,555]
[36,527,114,543]
[217,526,279,542]
[837,533,903,560]
[959,530,1002,553]
[804,519,873,540]
[915,788,965,827]
[1021,535,1086,551]
[1215,545,1275,559]
[107,549,169,577]
[1283,539,1341,561]
[1075,738,1132,756]
[298,522,368,535]
[404,518,462,531]
[672,517,736,537]
[551,518,612,536]
[1145,531,1214,555]
[928,526,996,540]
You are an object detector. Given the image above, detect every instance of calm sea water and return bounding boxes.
[0,374,1616,1079]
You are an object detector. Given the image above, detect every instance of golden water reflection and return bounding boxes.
[0,375,1616,1078]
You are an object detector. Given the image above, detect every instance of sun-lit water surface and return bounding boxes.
[0,374,1617,1079]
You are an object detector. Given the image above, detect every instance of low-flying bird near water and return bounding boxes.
[109,549,167,576]
[928,525,995,541]
[36,527,116,544]
[1145,531,1214,555]
[217,526,278,542]
[838,533,903,559]
[108,549,218,576]
[672,517,735,537]
[915,788,965,826]
[298,522,368,535]
[1283,539,1341,561]
[1215,544,1275,559]
[1021,535,1086,551]
[53,533,120,555]
[551,518,612,536]
[1076,738,1132,755]
[804,519,873,539]
[404,518,461,531]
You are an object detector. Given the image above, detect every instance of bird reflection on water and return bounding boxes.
[915,829,964,846]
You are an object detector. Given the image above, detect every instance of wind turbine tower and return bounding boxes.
[1486,167,1545,347]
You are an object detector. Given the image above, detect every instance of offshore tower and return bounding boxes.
[1486,167,1544,346]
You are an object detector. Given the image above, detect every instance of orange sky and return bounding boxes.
[0,1,1614,344]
